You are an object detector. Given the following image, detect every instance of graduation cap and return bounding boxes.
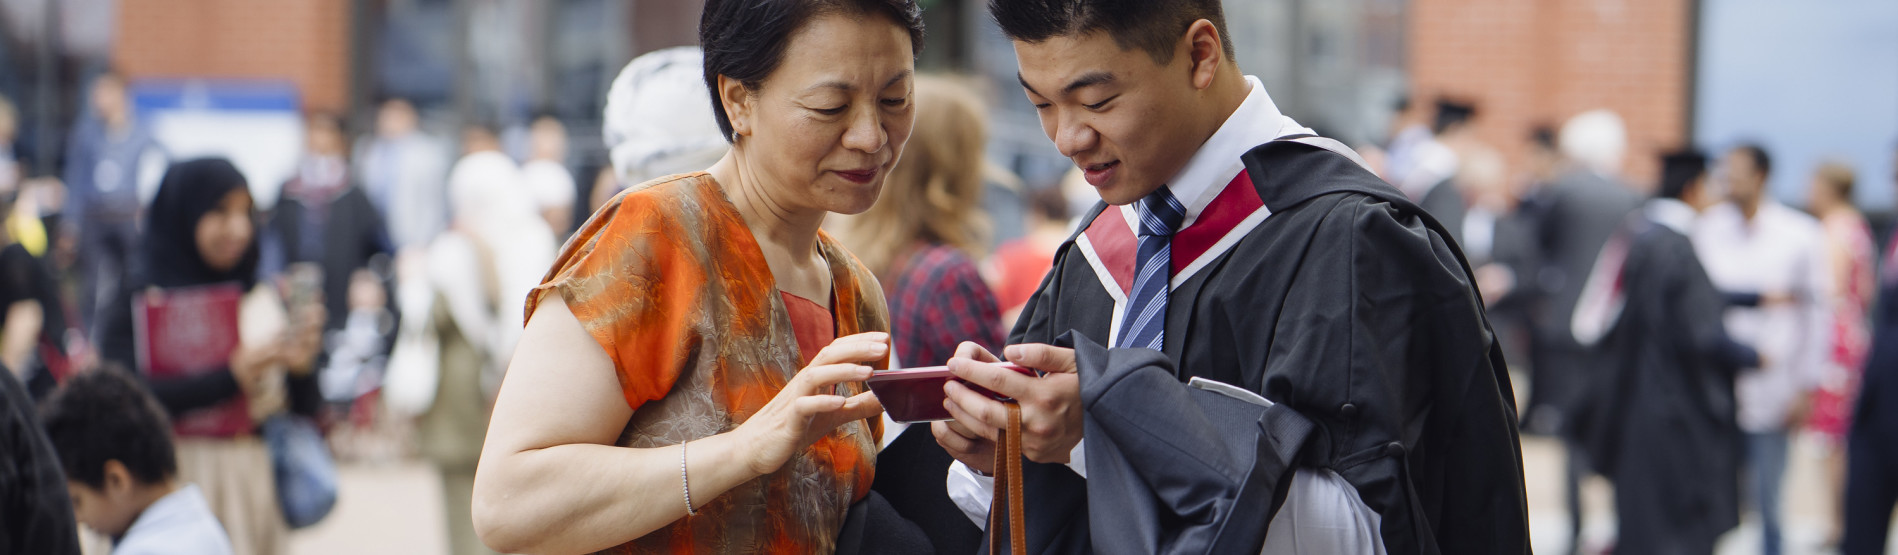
[1658,149,1708,200]
[1432,99,1477,134]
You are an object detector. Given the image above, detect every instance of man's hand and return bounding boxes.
[941,342,1082,465]
[932,342,1001,474]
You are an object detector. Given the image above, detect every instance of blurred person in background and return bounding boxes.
[39,368,234,555]
[0,95,72,400]
[0,94,78,402]
[0,359,80,555]
[261,111,393,341]
[1411,99,1475,245]
[1526,108,1643,555]
[1804,160,1874,548]
[599,46,731,204]
[258,111,395,417]
[586,165,622,215]
[64,71,167,335]
[987,181,1069,330]
[1569,149,1754,555]
[831,73,1001,554]
[472,0,929,551]
[1462,130,1550,397]
[1842,143,1898,555]
[1381,94,1429,185]
[522,114,578,238]
[353,97,449,254]
[1692,143,1832,555]
[94,159,324,555]
[0,174,73,400]
[1457,145,1508,267]
[409,121,555,555]
[0,95,51,259]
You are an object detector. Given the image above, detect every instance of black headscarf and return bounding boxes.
[137,158,259,290]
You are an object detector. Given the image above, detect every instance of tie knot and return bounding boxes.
[1136,186,1186,237]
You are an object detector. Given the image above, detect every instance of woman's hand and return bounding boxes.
[734,332,889,476]
[229,343,282,394]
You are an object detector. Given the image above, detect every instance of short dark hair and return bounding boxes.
[1732,143,1772,178]
[38,367,177,489]
[1432,99,1476,135]
[1658,149,1707,201]
[700,0,925,142]
[989,0,1235,64]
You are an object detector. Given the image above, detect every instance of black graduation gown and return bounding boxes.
[991,140,1530,554]
[1572,216,1745,555]
[1417,178,1466,248]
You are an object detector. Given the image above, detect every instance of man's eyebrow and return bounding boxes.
[1017,72,1040,97]
[1018,71,1118,98]
[1061,71,1116,96]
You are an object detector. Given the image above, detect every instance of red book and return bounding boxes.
[134,283,250,437]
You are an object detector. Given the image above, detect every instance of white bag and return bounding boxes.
[381,275,439,417]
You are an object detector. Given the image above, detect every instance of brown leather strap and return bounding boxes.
[989,402,1027,554]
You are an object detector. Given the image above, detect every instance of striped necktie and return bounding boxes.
[1117,186,1186,350]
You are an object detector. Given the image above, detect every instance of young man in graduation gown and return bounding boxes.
[928,1,1531,553]
[1568,151,1755,555]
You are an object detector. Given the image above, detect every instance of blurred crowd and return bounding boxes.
[0,36,1893,555]
[1357,98,1898,555]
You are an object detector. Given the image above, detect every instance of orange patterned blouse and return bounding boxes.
[525,172,888,554]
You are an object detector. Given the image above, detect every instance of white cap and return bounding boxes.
[602,46,730,185]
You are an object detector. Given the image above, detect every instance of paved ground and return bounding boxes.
[270,432,1896,555]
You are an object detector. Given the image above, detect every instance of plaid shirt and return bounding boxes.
[889,244,1005,368]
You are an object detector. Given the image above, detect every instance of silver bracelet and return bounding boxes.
[681,440,697,516]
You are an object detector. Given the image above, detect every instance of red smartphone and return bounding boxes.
[868,363,1038,423]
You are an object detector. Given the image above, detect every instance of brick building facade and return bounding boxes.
[1409,0,1696,185]
[114,0,351,112]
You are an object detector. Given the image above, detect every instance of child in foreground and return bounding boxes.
[39,368,233,555]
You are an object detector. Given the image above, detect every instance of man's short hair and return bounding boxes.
[38,368,177,489]
[1732,143,1773,178]
[989,0,1235,64]
[1658,149,1708,201]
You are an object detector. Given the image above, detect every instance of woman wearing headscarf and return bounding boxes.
[95,158,323,555]
[405,125,557,555]
[471,0,928,553]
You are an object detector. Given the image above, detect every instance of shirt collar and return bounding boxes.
[1147,75,1311,229]
[1645,198,1698,235]
[120,485,207,542]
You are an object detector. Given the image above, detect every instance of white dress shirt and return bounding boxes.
[112,484,235,555]
[1691,201,1833,433]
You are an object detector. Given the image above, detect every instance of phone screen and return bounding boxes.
[867,363,1034,423]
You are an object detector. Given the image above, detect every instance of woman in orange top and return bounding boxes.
[470,0,924,553]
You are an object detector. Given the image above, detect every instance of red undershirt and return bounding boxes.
[780,291,835,367]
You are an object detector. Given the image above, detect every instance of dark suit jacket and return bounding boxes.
[265,185,392,333]
[1519,169,1641,425]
